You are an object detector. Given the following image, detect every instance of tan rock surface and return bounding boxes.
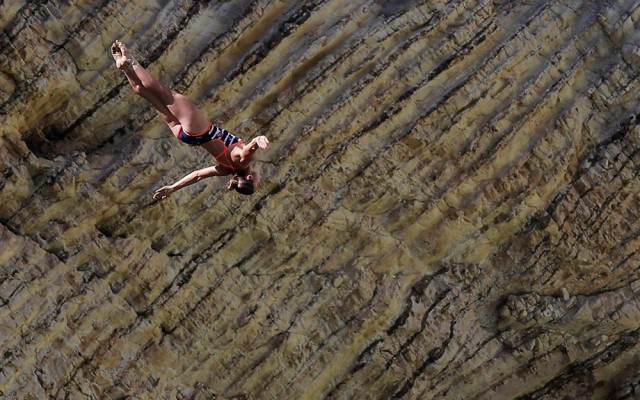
[1,0,640,399]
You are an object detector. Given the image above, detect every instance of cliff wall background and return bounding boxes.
[1,0,640,399]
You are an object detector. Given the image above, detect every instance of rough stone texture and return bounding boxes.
[1,0,640,399]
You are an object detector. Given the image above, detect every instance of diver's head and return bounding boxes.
[227,169,259,195]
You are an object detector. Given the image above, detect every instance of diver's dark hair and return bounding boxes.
[235,179,255,195]
[227,174,255,195]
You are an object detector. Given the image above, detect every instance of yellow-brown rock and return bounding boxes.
[1,1,640,399]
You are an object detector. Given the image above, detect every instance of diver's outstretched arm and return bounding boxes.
[240,136,270,162]
[153,166,226,199]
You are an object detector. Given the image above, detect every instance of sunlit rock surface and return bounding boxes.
[1,1,640,399]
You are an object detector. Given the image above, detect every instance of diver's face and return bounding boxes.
[245,169,260,187]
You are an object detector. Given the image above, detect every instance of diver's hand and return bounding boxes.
[255,135,269,149]
[153,185,175,200]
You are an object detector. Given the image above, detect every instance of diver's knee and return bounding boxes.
[158,87,176,104]
[132,83,144,94]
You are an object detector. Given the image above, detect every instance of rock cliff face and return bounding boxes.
[1,0,640,399]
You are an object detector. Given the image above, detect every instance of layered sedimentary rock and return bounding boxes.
[1,0,640,399]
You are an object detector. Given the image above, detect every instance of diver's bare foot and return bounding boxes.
[111,40,137,70]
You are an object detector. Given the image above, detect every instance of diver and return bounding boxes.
[111,40,269,198]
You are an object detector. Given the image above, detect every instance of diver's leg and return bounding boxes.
[120,67,182,134]
[111,40,209,135]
